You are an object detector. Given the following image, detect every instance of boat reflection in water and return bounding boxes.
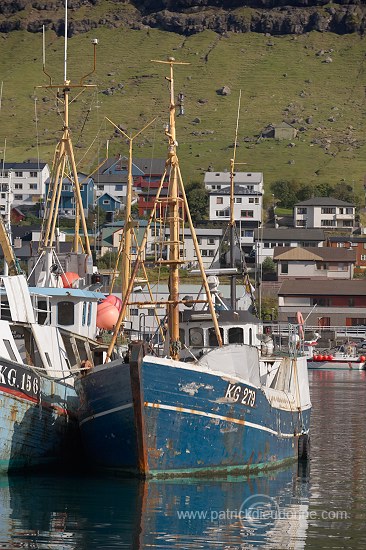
[0,463,309,549]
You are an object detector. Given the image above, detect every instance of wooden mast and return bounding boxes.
[37,19,97,256]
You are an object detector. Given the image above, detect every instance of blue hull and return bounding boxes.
[76,355,310,478]
[0,358,81,473]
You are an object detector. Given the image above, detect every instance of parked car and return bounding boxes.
[356,340,366,351]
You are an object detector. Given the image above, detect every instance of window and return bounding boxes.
[197,238,202,245]
[57,301,75,326]
[14,183,22,189]
[115,185,123,191]
[321,220,336,227]
[29,183,37,190]
[244,230,253,238]
[30,171,37,178]
[297,220,306,227]
[248,198,259,204]
[82,302,87,326]
[216,197,223,204]
[349,297,355,307]
[343,221,353,227]
[240,210,254,218]
[97,185,104,191]
[14,195,23,200]
[14,171,23,177]
[281,263,288,274]
[62,184,71,191]
[147,309,155,316]
[235,198,242,203]
[201,250,208,256]
[103,200,110,205]
[346,208,353,214]
[208,327,224,347]
[37,300,49,325]
[130,309,138,316]
[228,327,244,344]
[208,238,215,245]
[87,303,92,326]
[1,194,5,199]
[297,208,307,214]
[1,171,8,177]
[216,210,229,217]
[189,327,204,347]
[361,255,366,261]
[208,250,214,257]
[321,207,335,214]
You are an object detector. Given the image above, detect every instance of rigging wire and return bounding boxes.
[34,97,41,170]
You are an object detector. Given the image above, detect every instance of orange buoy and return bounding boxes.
[96,301,119,330]
[313,355,318,361]
[104,294,122,311]
[328,355,333,361]
[359,355,366,362]
[61,271,80,288]
[318,355,324,361]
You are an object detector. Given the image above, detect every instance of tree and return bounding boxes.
[185,181,209,223]
[313,182,334,197]
[262,257,276,273]
[271,180,298,208]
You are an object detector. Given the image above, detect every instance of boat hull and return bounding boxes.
[0,357,81,473]
[308,359,366,370]
[76,355,311,478]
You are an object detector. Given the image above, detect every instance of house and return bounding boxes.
[44,173,95,218]
[278,279,366,327]
[273,246,356,281]
[261,122,297,140]
[294,197,355,230]
[204,171,263,193]
[162,227,223,269]
[95,156,144,205]
[96,193,123,213]
[254,228,325,264]
[99,220,155,258]
[134,158,170,217]
[0,161,50,210]
[326,234,366,271]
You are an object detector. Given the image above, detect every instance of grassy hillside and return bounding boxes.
[1,27,366,203]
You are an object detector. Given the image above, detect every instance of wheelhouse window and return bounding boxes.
[228,327,244,344]
[189,327,204,347]
[57,301,75,326]
[208,327,224,347]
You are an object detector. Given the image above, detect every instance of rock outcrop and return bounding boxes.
[0,0,365,36]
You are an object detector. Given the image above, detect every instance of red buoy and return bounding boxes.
[360,355,366,362]
[60,271,80,288]
[104,294,122,312]
[96,301,119,330]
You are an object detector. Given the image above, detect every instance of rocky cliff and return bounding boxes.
[0,0,365,36]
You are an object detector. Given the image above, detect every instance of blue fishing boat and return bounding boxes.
[0,274,82,472]
[75,57,311,478]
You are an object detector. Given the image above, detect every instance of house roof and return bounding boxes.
[279,279,366,296]
[204,172,263,185]
[133,158,167,175]
[209,185,262,196]
[295,197,354,207]
[273,246,356,262]
[254,228,325,241]
[0,162,48,171]
[97,193,122,204]
[327,236,366,243]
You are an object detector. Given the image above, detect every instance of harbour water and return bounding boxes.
[0,369,365,549]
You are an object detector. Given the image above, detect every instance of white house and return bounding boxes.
[0,161,50,210]
[254,228,325,264]
[204,171,264,194]
[294,197,355,230]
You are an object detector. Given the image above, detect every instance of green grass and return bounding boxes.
[1,28,366,201]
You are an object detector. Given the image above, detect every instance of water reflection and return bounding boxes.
[0,463,309,549]
[0,370,365,549]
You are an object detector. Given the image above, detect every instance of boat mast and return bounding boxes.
[229,90,242,310]
[105,116,156,304]
[37,11,97,257]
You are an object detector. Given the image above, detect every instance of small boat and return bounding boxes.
[307,344,366,370]
[75,57,312,478]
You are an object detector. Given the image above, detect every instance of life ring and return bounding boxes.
[297,311,304,339]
